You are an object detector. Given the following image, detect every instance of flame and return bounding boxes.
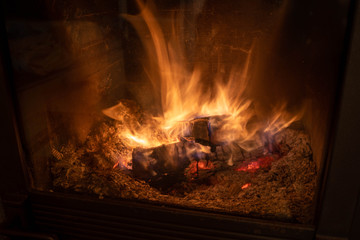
[241,183,251,189]
[263,104,303,135]
[103,1,303,168]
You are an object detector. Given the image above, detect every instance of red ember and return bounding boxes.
[188,160,214,175]
[236,156,275,173]
[113,161,119,169]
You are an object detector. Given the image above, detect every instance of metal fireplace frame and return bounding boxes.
[1,0,360,239]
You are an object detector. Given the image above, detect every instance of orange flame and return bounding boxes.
[103,1,303,168]
[263,104,303,135]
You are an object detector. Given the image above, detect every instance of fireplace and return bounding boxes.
[1,0,360,239]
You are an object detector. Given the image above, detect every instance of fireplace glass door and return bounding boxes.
[4,0,351,225]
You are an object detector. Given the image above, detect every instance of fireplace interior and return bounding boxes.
[1,0,360,239]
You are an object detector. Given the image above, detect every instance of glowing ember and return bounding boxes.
[236,156,275,173]
[241,183,251,189]
[113,162,119,169]
[188,160,214,175]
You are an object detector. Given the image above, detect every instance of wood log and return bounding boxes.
[131,116,300,192]
[132,139,214,190]
[132,137,272,191]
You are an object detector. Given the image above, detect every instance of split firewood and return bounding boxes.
[132,139,214,190]
[132,134,275,191]
[129,113,301,192]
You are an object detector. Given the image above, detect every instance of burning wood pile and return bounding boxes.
[130,115,281,192]
[50,99,317,224]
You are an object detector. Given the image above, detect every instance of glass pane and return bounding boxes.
[5,0,350,224]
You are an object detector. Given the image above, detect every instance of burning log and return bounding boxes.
[132,135,276,192]
[132,139,214,190]
[131,119,283,192]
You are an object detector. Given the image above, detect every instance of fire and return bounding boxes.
[241,183,251,189]
[103,1,303,168]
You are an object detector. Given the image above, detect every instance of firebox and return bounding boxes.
[1,0,360,239]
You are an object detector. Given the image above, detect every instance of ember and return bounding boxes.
[188,160,214,175]
[236,156,275,173]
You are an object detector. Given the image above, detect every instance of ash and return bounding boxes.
[50,119,317,224]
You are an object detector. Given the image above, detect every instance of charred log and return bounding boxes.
[132,139,215,191]
[131,133,283,192]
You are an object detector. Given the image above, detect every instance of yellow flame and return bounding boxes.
[264,104,304,135]
[103,1,302,165]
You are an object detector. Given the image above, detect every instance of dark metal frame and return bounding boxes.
[315,0,360,239]
[28,192,315,240]
[1,0,360,239]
